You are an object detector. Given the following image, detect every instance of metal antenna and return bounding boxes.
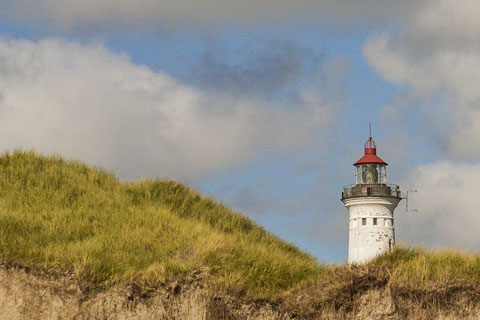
[369,122,372,138]
[405,190,418,213]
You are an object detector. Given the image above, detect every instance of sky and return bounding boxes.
[1,0,480,262]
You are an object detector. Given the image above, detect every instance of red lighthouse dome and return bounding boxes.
[354,136,387,166]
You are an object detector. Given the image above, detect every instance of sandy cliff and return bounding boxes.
[1,262,479,320]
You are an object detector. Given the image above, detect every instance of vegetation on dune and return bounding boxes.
[1,150,479,308]
[0,150,326,298]
[372,246,480,286]
[282,247,480,318]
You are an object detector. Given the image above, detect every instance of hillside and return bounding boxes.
[0,151,479,319]
[0,150,325,298]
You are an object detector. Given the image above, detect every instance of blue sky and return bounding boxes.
[1,1,480,262]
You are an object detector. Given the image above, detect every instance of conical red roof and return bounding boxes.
[353,136,387,166]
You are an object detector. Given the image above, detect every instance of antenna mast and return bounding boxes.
[405,190,418,213]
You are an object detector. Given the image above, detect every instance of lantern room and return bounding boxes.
[354,136,387,185]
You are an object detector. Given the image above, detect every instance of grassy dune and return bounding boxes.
[283,247,480,317]
[0,150,326,298]
[0,150,479,307]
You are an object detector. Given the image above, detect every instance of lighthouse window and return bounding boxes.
[362,218,366,226]
[355,166,362,184]
[373,218,377,225]
[356,164,387,184]
[361,164,378,184]
[379,166,387,184]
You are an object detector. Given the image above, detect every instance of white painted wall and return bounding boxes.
[343,197,401,264]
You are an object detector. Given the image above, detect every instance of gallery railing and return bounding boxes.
[342,184,401,200]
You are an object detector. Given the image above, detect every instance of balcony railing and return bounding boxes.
[342,184,402,200]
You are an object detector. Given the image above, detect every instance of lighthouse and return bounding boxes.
[341,135,402,264]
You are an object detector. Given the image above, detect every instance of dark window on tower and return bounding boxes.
[362,218,366,226]
[373,218,377,225]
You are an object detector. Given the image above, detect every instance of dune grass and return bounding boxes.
[371,246,480,287]
[281,247,480,317]
[0,150,326,298]
[1,150,479,303]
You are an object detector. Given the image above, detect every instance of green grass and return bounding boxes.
[0,150,326,298]
[2,150,480,305]
[282,247,480,317]
[372,246,480,286]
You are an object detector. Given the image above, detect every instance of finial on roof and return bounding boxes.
[365,122,376,150]
[353,123,387,165]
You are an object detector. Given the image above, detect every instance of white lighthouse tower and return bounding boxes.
[341,134,402,264]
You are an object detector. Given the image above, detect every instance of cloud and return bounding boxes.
[0,37,331,180]
[190,42,320,99]
[364,0,480,160]
[397,162,480,249]
[363,0,480,250]
[1,0,424,31]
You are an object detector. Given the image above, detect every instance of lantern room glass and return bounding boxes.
[355,164,386,184]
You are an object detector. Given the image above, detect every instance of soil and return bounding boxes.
[0,262,478,320]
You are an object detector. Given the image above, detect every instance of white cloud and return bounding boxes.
[364,0,480,159]
[412,0,480,44]
[0,38,331,180]
[0,0,423,31]
[397,162,480,250]
[363,0,480,249]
